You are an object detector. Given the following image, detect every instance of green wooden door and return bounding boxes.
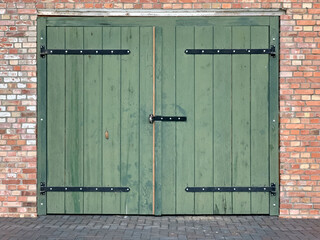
[43,26,153,214]
[158,22,279,215]
[38,17,279,215]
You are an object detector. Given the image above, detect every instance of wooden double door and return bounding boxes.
[38,17,279,215]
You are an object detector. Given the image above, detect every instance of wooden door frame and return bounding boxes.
[37,17,47,216]
[38,9,285,17]
[37,16,279,216]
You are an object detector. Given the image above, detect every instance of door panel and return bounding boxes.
[83,27,103,214]
[250,26,270,214]
[138,27,154,214]
[120,27,140,214]
[102,27,121,214]
[160,26,176,214]
[232,26,251,214]
[175,26,195,214]
[47,27,65,213]
[194,26,214,214]
[213,26,232,214]
[65,27,84,214]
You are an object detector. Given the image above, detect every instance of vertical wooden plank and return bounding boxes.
[101,27,121,214]
[269,17,280,216]
[251,26,270,214]
[139,27,153,214]
[176,26,195,214]
[46,27,65,213]
[37,17,47,215]
[154,27,163,216]
[213,26,233,214]
[83,27,102,214]
[160,26,176,214]
[120,27,140,214]
[65,27,84,214]
[232,26,251,214]
[153,27,156,216]
[194,26,214,214]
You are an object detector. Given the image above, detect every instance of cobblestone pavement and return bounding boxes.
[0,215,319,240]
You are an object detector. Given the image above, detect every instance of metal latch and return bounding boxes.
[149,114,187,124]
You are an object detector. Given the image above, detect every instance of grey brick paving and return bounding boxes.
[0,216,319,240]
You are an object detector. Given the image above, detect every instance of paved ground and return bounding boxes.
[0,215,319,240]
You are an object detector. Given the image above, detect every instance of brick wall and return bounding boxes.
[278,3,320,218]
[0,0,319,218]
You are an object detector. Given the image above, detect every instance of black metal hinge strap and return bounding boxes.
[40,182,130,195]
[185,183,276,195]
[149,114,187,124]
[185,45,276,57]
[40,46,130,58]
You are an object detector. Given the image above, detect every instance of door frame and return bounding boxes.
[37,16,279,215]
[38,9,285,17]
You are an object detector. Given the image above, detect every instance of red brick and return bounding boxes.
[22,180,36,184]
[297,20,316,26]
[2,180,20,184]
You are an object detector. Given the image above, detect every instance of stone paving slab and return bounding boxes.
[0,215,319,240]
